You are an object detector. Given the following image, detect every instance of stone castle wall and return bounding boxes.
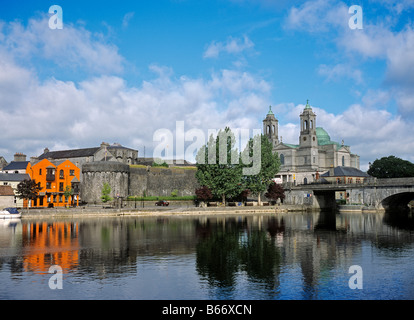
[129,166,199,197]
[81,162,130,204]
[81,162,199,203]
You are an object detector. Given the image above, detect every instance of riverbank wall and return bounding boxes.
[20,203,308,218]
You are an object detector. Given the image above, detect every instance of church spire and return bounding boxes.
[305,99,311,109]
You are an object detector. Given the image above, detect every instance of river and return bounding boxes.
[1,210,414,300]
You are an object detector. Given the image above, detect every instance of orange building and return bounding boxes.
[26,159,81,208]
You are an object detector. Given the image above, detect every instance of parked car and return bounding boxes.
[155,200,169,206]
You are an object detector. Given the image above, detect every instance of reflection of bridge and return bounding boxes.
[283,177,414,211]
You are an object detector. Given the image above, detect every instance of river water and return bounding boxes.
[1,210,414,300]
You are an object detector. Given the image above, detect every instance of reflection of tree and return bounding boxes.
[240,230,280,286]
[195,218,281,293]
[196,221,240,288]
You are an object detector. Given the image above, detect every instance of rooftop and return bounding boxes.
[321,166,370,177]
[38,143,137,161]
[1,161,29,171]
[0,173,30,182]
[38,147,100,160]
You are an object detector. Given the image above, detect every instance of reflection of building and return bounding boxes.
[264,102,360,185]
[26,159,80,208]
[22,222,79,273]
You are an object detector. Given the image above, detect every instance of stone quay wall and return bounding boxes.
[81,162,199,204]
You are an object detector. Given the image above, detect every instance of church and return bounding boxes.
[263,100,360,185]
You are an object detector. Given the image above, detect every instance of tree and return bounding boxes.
[236,189,250,203]
[16,179,41,208]
[63,186,73,206]
[368,156,414,178]
[195,186,213,202]
[152,161,169,168]
[196,127,242,204]
[101,182,113,203]
[265,182,285,203]
[240,134,281,205]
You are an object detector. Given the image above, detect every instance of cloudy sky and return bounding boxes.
[0,0,413,170]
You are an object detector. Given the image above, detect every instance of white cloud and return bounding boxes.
[285,0,349,32]
[318,63,363,84]
[0,41,271,163]
[203,35,254,58]
[369,0,414,14]
[339,24,414,116]
[0,16,124,75]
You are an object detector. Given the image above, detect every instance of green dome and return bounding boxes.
[316,127,331,145]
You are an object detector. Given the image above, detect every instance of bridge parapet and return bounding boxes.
[283,177,414,190]
[365,177,414,187]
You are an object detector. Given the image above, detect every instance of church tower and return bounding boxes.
[298,100,319,171]
[299,100,317,148]
[263,106,279,148]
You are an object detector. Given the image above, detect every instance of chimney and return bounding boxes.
[44,147,50,154]
[30,157,39,164]
[14,152,27,162]
[329,165,335,177]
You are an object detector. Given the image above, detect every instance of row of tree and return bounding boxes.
[368,155,414,178]
[194,127,284,205]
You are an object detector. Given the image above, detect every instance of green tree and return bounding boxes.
[240,134,281,205]
[196,127,242,204]
[16,179,41,208]
[368,156,414,178]
[63,186,73,206]
[152,161,169,168]
[101,182,113,203]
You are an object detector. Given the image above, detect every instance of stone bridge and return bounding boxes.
[283,177,414,211]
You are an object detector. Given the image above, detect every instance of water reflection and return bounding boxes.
[0,210,414,299]
[195,217,282,298]
[22,222,79,273]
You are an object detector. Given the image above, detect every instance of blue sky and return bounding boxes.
[1,0,413,170]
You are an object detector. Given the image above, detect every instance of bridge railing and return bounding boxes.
[284,177,414,189]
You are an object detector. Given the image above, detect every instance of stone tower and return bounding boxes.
[298,100,318,170]
[81,161,130,204]
[299,100,317,148]
[263,106,279,148]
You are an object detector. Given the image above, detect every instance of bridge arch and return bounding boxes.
[381,192,414,211]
